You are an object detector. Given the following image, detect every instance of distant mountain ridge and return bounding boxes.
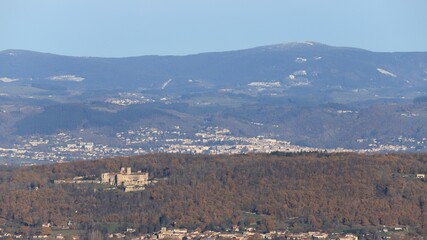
[1,43,426,98]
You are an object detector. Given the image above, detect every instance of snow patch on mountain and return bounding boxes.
[48,75,85,82]
[219,88,232,92]
[287,76,310,87]
[377,68,397,77]
[295,57,307,63]
[248,81,281,87]
[337,110,353,114]
[293,70,307,76]
[161,79,173,89]
[270,42,316,49]
[0,77,18,83]
[288,70,310,86]
[401,113,419,117]
[289,79,310,87]
[1,51,16,56]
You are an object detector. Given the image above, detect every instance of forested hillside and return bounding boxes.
[0,153,426,237]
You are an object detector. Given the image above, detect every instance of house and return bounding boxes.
[416,174,425,179]
[339,234,358,240]
[309,232,329,239]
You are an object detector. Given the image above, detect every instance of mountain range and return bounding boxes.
[1,42,427,163]
[1,42,427,102]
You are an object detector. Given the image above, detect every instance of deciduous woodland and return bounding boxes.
[0,153,426,235]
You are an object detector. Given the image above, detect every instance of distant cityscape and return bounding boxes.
[0,124,419,165]
[0,90,425,165]
[0,126,319,164]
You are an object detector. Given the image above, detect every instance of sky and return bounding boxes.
[0,0,426,57]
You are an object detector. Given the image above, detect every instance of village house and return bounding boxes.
[338,234,359,240]
[416,173,425,179]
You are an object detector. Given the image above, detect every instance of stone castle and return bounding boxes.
[101,167,148,192]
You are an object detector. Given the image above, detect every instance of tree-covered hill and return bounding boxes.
[0,153,426,237]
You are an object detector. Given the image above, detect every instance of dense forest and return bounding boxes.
[0,152,426,237]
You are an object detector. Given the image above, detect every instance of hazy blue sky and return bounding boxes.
[1,0,426,57]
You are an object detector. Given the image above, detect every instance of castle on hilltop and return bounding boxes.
[101,167,148,192]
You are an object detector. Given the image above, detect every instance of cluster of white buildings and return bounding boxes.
[163,127,325,154]
[105,92,155,106]
[1,122,424,164]
[116,227,360,240]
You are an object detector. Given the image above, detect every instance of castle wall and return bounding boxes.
[101,173,116,185]
[101,168,148,188]
[117,173,148,186]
